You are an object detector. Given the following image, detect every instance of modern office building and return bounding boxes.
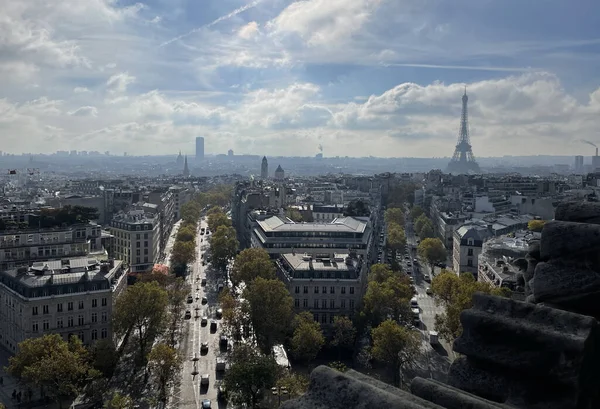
[261,156,268,179]
[0,257,127,352]
[275,252,365,327]
[251,216,374,259]
[196,137,204,161]
[574,155,584,173]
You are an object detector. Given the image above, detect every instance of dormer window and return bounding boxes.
[467,238,474,246]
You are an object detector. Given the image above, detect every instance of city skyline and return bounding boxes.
[1,0,600,158]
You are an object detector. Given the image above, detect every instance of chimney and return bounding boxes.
[596,147,598,157]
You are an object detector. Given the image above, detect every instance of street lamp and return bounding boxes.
[271,386,288,407]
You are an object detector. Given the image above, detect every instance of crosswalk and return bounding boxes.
[415,294,430,299]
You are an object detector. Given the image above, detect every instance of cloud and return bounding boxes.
[73,87,90,93]
[68,106,98,117]
[106,72,136,94]
[238,22,260,39]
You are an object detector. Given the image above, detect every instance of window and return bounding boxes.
[349,287,355,295]
[91,312,98,323]
[144,241,148,247]
[68,302,73,311]
[136,249,141,256]
[57,318,63,328]
[341,287,346,294]
[468,248,473,256]
[294,299,300,308]
[349,300,355,309]
[341,299,346,309]
[294,286,300,294]
[101,312,107,322]
[101,328,107,339]
[78,301,84,310]
[467,259,473,267]
[303,299,308,308]
[303,286,308,294]
[330,315,335,324]
[57,303,63,313]
[43,320,49,330]
[144,233,148,239]
[78,332,84,343]
[68,317,74,327]
[467,238,474,246]
[101,298,107,307]
[42,305,49,314]
[32,306,38,316]
[321,299,327,309]
[322,286,327,294]
[321,314,326,324]
[136,234,141,240]
[92,329,98,340]
[32,322,39,332]
[330,287,335,294]
[330,299,335,309]
[92,299,97,308]
[78,315,84,326]
[313,313,319,322]
[313,300,319,309]
[314,286,319,294]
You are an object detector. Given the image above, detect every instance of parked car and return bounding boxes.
[216,308,223,319]
[201,374,210,385]
[184,310,191,319]
[201,316,208,326]
[426,287,433,295]
[210,321,218,332]
[187,295,193,304]
[201,399,211,409]
[201,342,209,352]
[201,278,207,286]
[201,296,208,304]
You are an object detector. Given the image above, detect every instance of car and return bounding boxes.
[216,308,223,319]
[201,374,210,385]
[424,275,431,283]
[426,287,433,295]
[202,261,206,266]
[200,342,209,352]
[219,335,228,349]
[201,278,207,286]
[217,283,224,292]
[202,399,211,409]
[407,262,412,267]
[201,296,208,304]
[195,292,200,300]
[184,310,192,319]
[201,316,208,326]
[187,295,193,304]
[413,258,418,263]
[210,321,218,332]
[217,385,227,401]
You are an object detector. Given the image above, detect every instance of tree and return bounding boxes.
[176,225,196,242]
[414,214,431,235]
[418,238,447,270]
[385,207,405,227]
[166,278,191,346]
[410,205,424,220]
[368,263,395,283]
[276,373,310,399]
[344,199,370,217]
[330,316,356,358]
[210,225,239,271]
[371,320,421,386]
[7,334,99,409]
[207,211,231,233]
[104,392,134,409]
[291,312,325,362]
[147,343,182,404]
[528,219,546,232]
[285,208,303,222]
[180,201,202,225]
[432,271,511,343]
[230,248,275,287]
[387,223,407,257]
[243,278,294,354]
[363,275,413,325]
[170,240,196,266]
[418,222,435,239]
[112,281,168,361]
[207,206,222,216]
[91,339,119,378]
[223,344,279,409]
[219,288,250,341]
[137,265,172,287]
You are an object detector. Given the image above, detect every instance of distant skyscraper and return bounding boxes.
[447,88,481,174]
[261,156,268,179]
[274,165,285,181]
[574,155,584,173]
[195,137,204,160]
[228,149,234,157]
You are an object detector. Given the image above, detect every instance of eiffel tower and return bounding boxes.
[447,88,481,174]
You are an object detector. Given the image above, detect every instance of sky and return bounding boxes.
[1,0,600,158]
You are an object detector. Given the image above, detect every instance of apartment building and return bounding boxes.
[312,205,344,222]
[452,224,491,276]
[251,216,374,259]
[109,209,160,272]
[478,233,531,293]
[276,253,364,328]
[0,257,127,352]
[0,222,103,270]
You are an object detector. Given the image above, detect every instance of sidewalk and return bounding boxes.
[163,220,182,268]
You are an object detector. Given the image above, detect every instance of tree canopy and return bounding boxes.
[285,208,303,222]
[176,225,196,242]
[363,275,413,325]
[368,263,395,283]
[243,277,294,354]
[207,211,231,233]
[7,334,99,408]
[230,248,275,287]
[223,344,279,409]
[410,206,424,220]
[385,207,405,227]
[418,222,435,239]
[291,312,325,362]
[527,219,546,232]
[431,270,511,342]
[387,184,417,207]
[170,239,196,266]
[210,225,239,271]
[414,214,431,235]
[112,281,168,360]
[147,343,182,403]
[344,199,370,217]
[330,316,357,354]
[104,393,134,409]
[371,319,421,385]
[219,288,250,341]
[417,238,447,268]
[387,223,407,255]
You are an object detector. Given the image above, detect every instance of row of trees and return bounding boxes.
[207,206,239,271]
[384,207,407,267]
[411,206,435,240]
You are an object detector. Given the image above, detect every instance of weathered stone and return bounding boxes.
[280,366,443,409]
[554,201,600,224]
[539,221,600,261]
[523,255,537,282]
[532,261,600,305]
[412,376,512,409]
[527,240,541,261]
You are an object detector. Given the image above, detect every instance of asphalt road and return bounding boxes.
[171,218,226,409]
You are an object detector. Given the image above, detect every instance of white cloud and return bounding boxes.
[238,21,260,39]
[106,72,136,94]
[68,106,98,117]
[73,87,90,94]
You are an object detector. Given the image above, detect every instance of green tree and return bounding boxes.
[344,199,370,217]
[112,281,168,361]
[387,223,407,258]
[207,206,222,216]
[285,208,303,222]
[243,278,294,354]
[410,205,424,220]
[363,275,413,325]
[210,225,239,271]
[291,312,325,362]
[230,248,275,287]
[147,343,182,403]
[166,278,191,346]
[432,271,511,343]
[528,219,546,232]
[385,207,405,226]
[219,288,250,341]
[330,316,356,358]
[104,392,134,409]
[223,344,279,409]
[7,334,99,409]
[176,225,196,242]
[418,222,435,239]
[180,201,202,225]
[91,339,119,378]
[207,211,231,233]
[371,320,421,386]
[414,214,430,235]
[170,240,196,266]
[368,263,395,283]
[418,238,447,270]
[276,372,310,399]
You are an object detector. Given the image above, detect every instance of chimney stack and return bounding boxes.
[596,147,598,157]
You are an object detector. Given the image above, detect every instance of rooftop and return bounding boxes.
[278,253,362,280]
[257,216,367,233]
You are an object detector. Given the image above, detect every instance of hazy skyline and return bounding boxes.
[1,0,600,158]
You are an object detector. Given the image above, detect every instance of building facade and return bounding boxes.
[196,137,205,160]
[109,210,160,272]
[452,224,490,276]
[0,258,127,352]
